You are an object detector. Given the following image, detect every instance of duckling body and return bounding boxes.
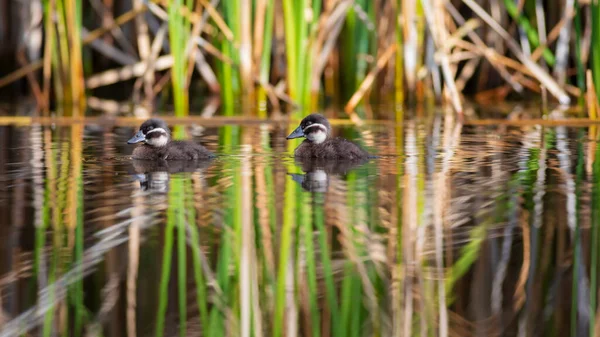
[128,118,214,160]
[286,114,371,160]
[293,138,369,160]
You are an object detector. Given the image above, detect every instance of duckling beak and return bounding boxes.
[286,126,304,139]
[127,130,146,144]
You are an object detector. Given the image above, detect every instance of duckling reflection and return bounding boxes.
[130,158,214,191]
[289,158,368,192]
[133,171,170,192]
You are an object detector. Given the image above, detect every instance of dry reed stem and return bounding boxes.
[83,29,138,65]
[461,0,570,105]
[255,78,284,110]
[42,0,55,114]
[184,0,221,93]
[534,0,548,56]
[84,7,149,44]
[195,37,235,65]
[239,0,253,99]
[127,185,143,337]
[439,19,481,53]
[285,253,298,337]
[86,55,173,88]
[344,43,398,118]
[0,61,43,88]
[587,69,598,120]
[553,0,574,84]
[132,23,168,110]
[402,0,418,92]
[152,71,172,95]
[512,211,530,312]
[253,0,267,68]
[16,52,45,109]
[250,239,264,337]
[402,151,415,336]
[194,52,221,93]
[89,0,138,55]
[455,57,480,92]
[445,3,523,92]
[312,2,350,92]
[185,1,205,86]
[421,0,463,114]
[445,51,479,64]
[310,0,350,82]
[133,0,152,98]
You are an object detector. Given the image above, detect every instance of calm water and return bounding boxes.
[0,110,599,337]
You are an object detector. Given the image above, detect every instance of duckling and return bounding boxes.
[286,114,371,160]
[127,118,214,160]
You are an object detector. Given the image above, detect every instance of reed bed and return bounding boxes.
[0,0,599,117]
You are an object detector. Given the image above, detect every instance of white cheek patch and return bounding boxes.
[146,134,168,147]
[145,128,169,147]
[303,123,328,144]
[306,130,327,144]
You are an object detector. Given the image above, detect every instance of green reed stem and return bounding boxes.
[55,0,71,107]
[282,0,317,111]
[282,0,296,101]
[219,0,239,114]
[185,179,210,335]
[156,200,176,337]
[257,0,275,116]
[174,179,187,337]
[313,193,340,334]
[220,40,235,115]
[342,6,357,101]
[339,262,355,337]
[356,1,370,88]
[73,172,85,336]
[350,274,361,337]
[208,229,232,337]
[168,0,189,117]
[274,175,297,337]
[593,0,600,100]
[301,192,320,337]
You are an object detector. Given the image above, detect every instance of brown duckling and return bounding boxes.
[286,114,371,160]
[127,118,214,160]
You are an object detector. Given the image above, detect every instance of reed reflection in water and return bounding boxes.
[0,110,599,336]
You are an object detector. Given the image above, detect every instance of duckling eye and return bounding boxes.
[148,126,154,130]
[307,121,312,125]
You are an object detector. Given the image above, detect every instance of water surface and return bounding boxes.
[0,109,598,337]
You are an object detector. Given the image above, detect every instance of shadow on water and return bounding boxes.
[1,107,600,336]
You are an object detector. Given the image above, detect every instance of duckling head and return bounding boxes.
[286,113,331,144]
[127,118,171,147]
